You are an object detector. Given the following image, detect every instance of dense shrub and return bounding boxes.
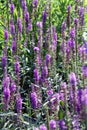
[0,0,87,130]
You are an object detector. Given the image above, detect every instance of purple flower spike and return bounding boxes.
[14,61,20,75]
[61,82,67,89]
[67,5,71,12]
[16,95,22,113]
[39,124,47,130]
[10,24,15,35]
[12,40,16,54]
[49,120,56,130]
[2,56,7,69]
[34,47,40,52]
[82,65,87,78]
[17,18,22,33]
[10,3,15,14]
[58,120,67,130]
[67,39,75,49]
[4,88,10,101]
[4,89,10,102]
[22,1,26,11]
[79,7,84,26]
[61,22,66,32]
[79,7,84,17]
[30,92,38,109]
[74,18,78,26]
[69,72,77,87]
[24,11,29,24]
[33,0,38,8]
[72,115,80,130]
[4,30,9,41]
[82,91,87,106]
[41,66,48,81]
[34,69,39,83]
[3,76,10,89]
[28,20,32,31]
[10,82,16,93]
[46,54,51,66]
[47,89,53,96]
[36,22,43,29]
[3,87,10,110]
[70,28,75,39]
[42,10,47,24]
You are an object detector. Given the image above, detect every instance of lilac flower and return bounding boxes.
[4,30,9,41]
[69,72,77,87]
[33,0,38,8]
[10,3,15,14]
[2,56,7,69]
[16,95,22,113]
[12,40,16,54]
[49,120,56,130]
[30,92,38,109]
[14,61,20,75]
[39,124,47,130]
